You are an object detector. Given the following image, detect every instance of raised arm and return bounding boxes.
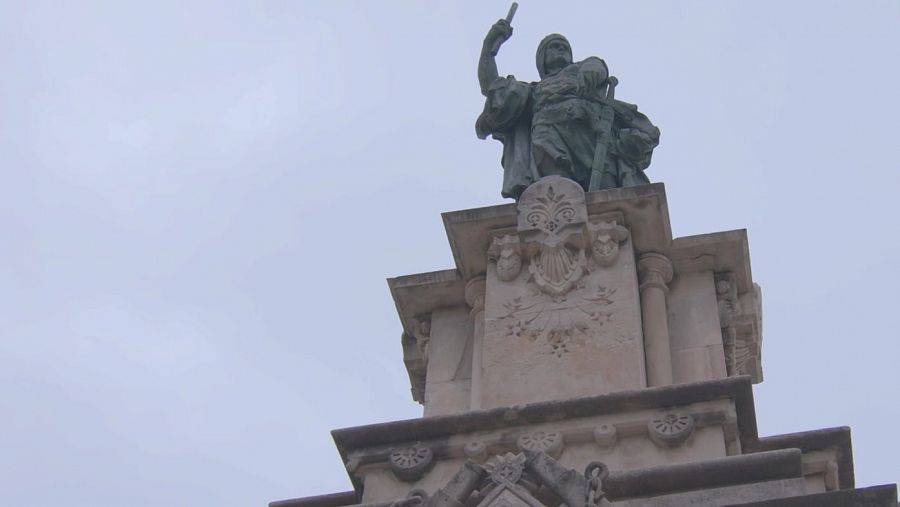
[478,19,512,96]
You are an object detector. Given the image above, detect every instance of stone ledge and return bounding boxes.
[269,491,357,507]
[604,448,802,499]
[273,378,863,504]
[751,426,854,490]
[722,484,897,506]
[331,376,758,460]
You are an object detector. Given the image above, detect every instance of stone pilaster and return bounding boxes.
[638,252,674,386]
[465,276,485,411]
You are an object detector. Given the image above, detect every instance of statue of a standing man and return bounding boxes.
[476,17,661,200]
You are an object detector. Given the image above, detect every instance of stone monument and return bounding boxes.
[270,8,897,507]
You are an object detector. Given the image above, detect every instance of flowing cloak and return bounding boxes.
[476,59,660,200]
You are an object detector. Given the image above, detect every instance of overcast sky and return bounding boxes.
[1,1,899,506]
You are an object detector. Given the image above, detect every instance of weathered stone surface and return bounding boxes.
[603,448,802,499]
[393,183,765,415]
[331,377,758,460]
[668,270,728,383]
[617,479,806,507]
[721,484,898,506]
[423,308,473,417]
[268,491,357,507]
[752,426,855,490]
[479,177,646,408]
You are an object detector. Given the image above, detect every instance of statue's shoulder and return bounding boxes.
[578,56,609,70]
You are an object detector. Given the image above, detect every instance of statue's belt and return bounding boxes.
[532,98,610,127]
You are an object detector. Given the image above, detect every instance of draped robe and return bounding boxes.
[476,58,660,200]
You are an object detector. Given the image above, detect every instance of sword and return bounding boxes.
[489,2,518,56]
[588,76,618,192]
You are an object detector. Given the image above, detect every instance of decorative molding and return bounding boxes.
[516,176,589,298]
[485,452,527,486]
[407,314,432,359]
[465,276,487,315]
[648,412,694,447]
[488,235,523,282]
[516,430,564,458]
[593,424,618,448]
[716,272,743,377]
[400,332,427,404]
[637,253,673,293]
[588,220,629,268]
[389,446,434,482]
[500,285,620,358]
[464,441,487,462]
[716,273,763,382]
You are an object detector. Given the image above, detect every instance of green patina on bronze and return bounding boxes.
[476,12,660,200]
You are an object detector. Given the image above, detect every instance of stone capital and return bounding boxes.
[638,253,674,293]
[465,276,486,313]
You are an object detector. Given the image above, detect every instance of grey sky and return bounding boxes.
[1,1,898,505]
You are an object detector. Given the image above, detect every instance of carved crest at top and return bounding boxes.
[516,176,588,297]
[517,176,587,244]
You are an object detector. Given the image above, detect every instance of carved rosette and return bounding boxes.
[516,430,564,458]
[389,446,435,482]
[648,412,694,447]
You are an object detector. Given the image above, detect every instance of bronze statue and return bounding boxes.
[477,7,660,200]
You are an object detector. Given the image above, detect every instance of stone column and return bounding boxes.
[638,253,674,387]
[465,276,486,410]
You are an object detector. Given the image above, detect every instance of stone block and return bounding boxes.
[478,177,645,408]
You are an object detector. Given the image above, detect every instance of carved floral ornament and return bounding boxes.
[495,176,630,298]
[516,430,564,458]
[500,284,620,358]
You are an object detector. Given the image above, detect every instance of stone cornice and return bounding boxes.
[754,426,855,490]
[332,376,759,468]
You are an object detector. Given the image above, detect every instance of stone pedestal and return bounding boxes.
[273,180,900,507]
[478,177,646,408]
[387,182,765,416]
